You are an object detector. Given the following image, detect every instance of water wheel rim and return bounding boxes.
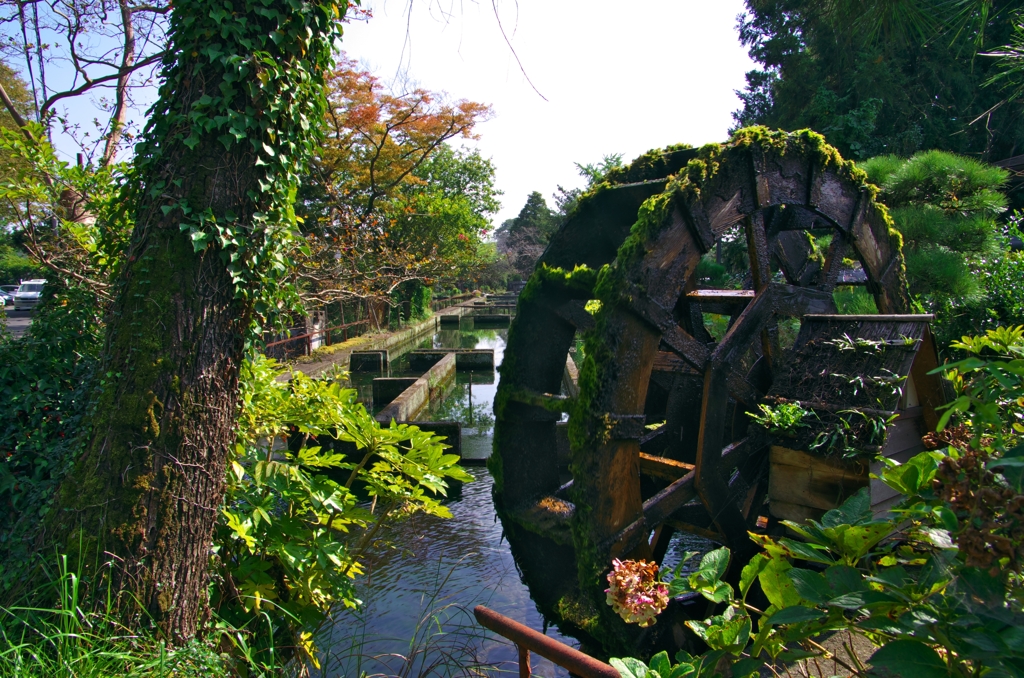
[491,128,910,654]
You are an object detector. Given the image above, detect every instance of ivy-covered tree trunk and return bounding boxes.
[51,0,348,641]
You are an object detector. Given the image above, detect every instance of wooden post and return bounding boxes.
[518,644,531,678]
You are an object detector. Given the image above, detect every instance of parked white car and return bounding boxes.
[13,279,46,311]
[0,285,16,306]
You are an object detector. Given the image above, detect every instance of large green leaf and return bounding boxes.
[821,486,872,526]
[611,657,654,678]
[868,639,948,678]
[699,547,731,583]
[740,553,769,600]
[788,568,832,604]
[764,605,825,625]
[757,555,802,610]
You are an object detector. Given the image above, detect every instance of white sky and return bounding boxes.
[39,1,757,226]
[341,0,758,225]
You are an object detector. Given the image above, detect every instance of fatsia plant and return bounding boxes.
[211,355,472,669]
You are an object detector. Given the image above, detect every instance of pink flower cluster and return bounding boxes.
[605,558,669,627]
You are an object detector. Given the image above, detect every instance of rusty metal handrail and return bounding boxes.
[473,605,620,678]
[431,292,474,311]
[264,319,371,350]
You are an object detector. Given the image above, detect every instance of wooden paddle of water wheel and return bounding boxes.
[490,128,912,656]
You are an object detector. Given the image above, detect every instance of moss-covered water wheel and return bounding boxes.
[490,129,911,657]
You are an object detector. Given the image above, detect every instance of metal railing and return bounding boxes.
[473,605,620,678]
[264,318,372,358]
[430,292,474,312]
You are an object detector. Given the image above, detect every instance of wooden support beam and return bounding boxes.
[685,289,755,304]
[652,351,701,375]
[549,299,595,331]
[709,288,773,368]
[600,438,753,561]
[695,369,754,550]
[770,283,837,317]
[507,388,573,417]
[745,213,771,292]
[638,453,694,481]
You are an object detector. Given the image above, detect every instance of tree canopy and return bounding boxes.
[734,1,1024,170]
[294,55,496,308]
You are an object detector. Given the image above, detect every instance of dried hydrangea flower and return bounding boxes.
[605,558,669,627]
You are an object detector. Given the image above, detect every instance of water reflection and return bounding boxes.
[319,327,578,677]
[319,469,577,677]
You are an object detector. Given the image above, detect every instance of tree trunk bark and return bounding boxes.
[49,0,346,642]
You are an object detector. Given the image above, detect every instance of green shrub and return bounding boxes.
[609,326,1024,677]
[211,355,472,668]
[0,283,103,594]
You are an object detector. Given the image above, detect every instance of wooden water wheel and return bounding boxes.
[490,129,911,655]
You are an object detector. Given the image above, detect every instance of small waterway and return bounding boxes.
[323,322,714,676]
[323,326,581,677]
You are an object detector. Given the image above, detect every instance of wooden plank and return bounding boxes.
[694,369,751,548]
[802,314,935,321]
[686,290,755,303]
[769,447,869,512]
[642,470,697,528]
[909,327,945,433]
[770,446,870,474]
[820,231,850,292]
[562,355,580,399]
[652,351,701,375]
[639,453,695,481]
[884,418,926,457]
[769,499,826,523]
[661,325,710,370]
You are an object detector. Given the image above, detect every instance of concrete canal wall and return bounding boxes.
[285,297,484,378]
[374,352,456,424]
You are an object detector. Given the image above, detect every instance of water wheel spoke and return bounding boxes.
[545,299,595,331]
[709,289,773,368]
[652,351,701,376]
[770,282,837,316]
[660,326,709,370]
[727,369,762,406]
[638,453,694,481]
[507,388,573,413]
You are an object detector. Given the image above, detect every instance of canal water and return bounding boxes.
[322,322,714,677]
[322,325,581,677]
